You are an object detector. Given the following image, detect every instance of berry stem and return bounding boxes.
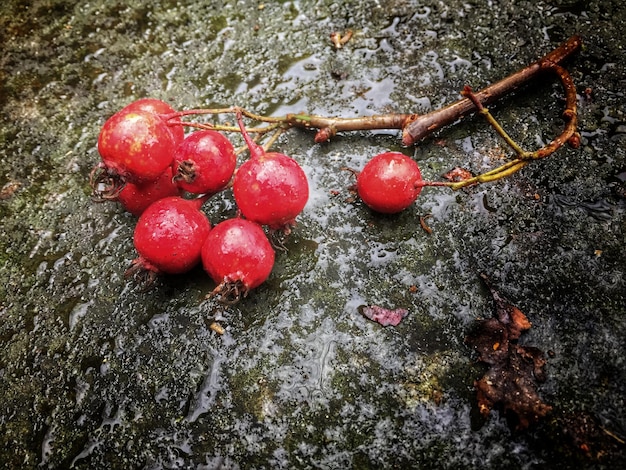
[235,108,265,159]
[261,127,286,152]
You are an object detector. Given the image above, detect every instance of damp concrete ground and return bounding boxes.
[1,0,625,468]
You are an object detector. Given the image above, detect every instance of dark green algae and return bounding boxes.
[1,0,626,468]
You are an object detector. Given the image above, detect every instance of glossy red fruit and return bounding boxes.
[122,98,185,145]
[172,130,236,194]
[232,111,309,231]
[117,167,181,216]
[201,218,275,302]
[97,108,177,183]
[128,196,211,277]
[356,152,423,214]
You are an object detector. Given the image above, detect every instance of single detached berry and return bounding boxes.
[201,218,275,303]
[172,130,237,194]
[232,111,309,231]
[356,152,423,214]
[127,196,211,281]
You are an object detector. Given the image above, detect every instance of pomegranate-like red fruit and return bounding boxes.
[356,152,423,214]
[122,98,185,145]
[201,218,275,302]
[172,130,236,194]
[117,167,181,216]
[97,108,177,184]
[232,111,309,231]
[128,196,211,278]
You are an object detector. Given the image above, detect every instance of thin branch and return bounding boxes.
[461,85,529,157]
[262,127,287,152]
[283,113,410,141]
[401,35,582,145]
[440,59,580,189]
[163,36,581,148]
[277,36,581,145]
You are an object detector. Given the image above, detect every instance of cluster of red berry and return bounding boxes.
[92,99,309,302]
[92,99,425,301]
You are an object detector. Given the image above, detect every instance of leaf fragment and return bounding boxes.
[360,305,408,327]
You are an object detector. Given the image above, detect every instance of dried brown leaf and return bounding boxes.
[466,274,552,430]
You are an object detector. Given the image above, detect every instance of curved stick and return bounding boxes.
[437,61,580,190]
[401,35,581,145]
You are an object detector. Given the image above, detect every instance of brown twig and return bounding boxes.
[285,36,581,190]
[437,60,579,190]
[401,35,582,145]
[419,214,433,234]
[281,35,582,144]
[284,113,410,140]
[162,36,581,150]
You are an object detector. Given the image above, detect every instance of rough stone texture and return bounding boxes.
[1,0,625,468]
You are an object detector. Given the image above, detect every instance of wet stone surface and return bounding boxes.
[1,0,625,468]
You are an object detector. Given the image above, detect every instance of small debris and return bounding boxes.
[442,167,473,182]
[0,181,21,200]
[314,126,336,143]
[419,214,433,234]
[209,322,225,335]
[360,305,408,326]
[330,30,353,49]
[330,70,349,80]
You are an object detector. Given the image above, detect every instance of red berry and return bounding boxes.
[122,98,185,145]
[356,152,423,214]
[97,108,177,183]
[172,130,236,194]
[201,218,275,302]
[117,167,181,216]
[128,196,211,277]
[233,154,309,229]
[232,111,309,230]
